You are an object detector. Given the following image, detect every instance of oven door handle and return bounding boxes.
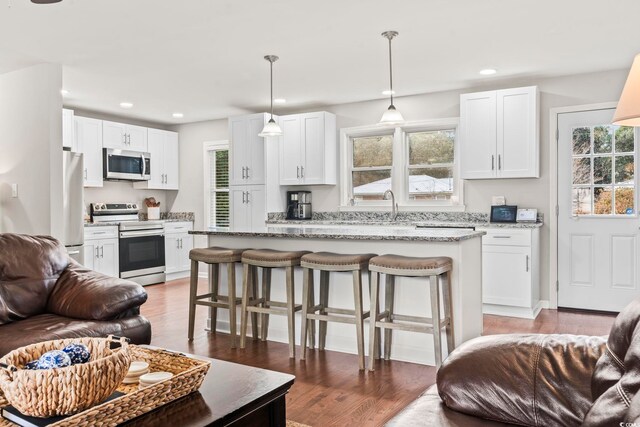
[120,230,164,239]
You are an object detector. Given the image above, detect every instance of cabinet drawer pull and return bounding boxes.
[296,166,300,178]
[498,154,502,170]
[96,246,100,259]
[245,167,249,179]
[246,192,250,204]
[300,166,304,178]
[492,235,512,239]
[491,155,495,171]
[526,255,529,272]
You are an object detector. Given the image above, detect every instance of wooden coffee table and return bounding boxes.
[122,353,295,427]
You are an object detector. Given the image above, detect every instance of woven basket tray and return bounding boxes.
[0,346,211,427]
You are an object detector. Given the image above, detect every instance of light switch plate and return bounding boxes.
[517,208,537,222]
[491,196,506,205]
[10,183,18,198]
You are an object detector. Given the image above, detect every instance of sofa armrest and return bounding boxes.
[437,334,606,427]
[47,261,148,321]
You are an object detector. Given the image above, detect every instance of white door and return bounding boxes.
[230,187,250,231]
[248,185,266,232]
[179,234,193,271]
[279,115,302,185]
[75,117,103,187]
[102,121,127,149]
[164,131,180,190]
[558,108,639,311]
[229,118,248,186]
[247,115,266,185]
[146,129,165,188]
[301,112,325,185]
[497,87,538,178]
[164,235,180,273]
[99,239,119,278]
[460,91,497,179]
[83,242,97,271]
[483,245,531,308]
[126,125,148,151]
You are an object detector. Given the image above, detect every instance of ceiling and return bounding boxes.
[1,0,640,124]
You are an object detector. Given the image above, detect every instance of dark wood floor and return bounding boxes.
[141,278,616,427]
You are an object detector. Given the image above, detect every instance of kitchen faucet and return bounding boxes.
[383,189,398,221]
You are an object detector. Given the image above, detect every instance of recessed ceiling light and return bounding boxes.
[31,0,63,3]
[273,98,287,104]
[172,113,184,118]
[382,90,395,96]
[479,69,497,76]
[120,102,133,109]
[60,89,69,96]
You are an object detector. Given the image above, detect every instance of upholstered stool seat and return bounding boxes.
[240,249,311,358]
[299,251,378,370]
[188,246,257,348]
[368,254,454,369]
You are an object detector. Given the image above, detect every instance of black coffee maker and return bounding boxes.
[286,191,312,220]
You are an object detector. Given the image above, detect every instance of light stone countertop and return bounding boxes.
[190,226,485,242]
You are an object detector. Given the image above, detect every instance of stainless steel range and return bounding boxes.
[90,203,166,286]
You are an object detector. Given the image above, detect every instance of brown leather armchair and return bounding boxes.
[387,298,640,426]
[0,233,151,356]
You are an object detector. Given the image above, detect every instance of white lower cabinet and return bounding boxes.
[164,222,193,279]
[230,185,266,232]
[83,227,119,277]
[478,227,541,319]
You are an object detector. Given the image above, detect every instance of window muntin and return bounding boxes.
[407,130,455,201]
[571,125,636,216]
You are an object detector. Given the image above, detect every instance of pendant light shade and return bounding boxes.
[378,31,404,125]
[259,55,283,138]
[613,53,640,126]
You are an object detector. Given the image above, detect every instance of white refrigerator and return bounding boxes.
[62,150,85,264]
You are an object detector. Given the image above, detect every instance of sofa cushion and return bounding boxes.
[386,385,514,426]
[0,313,152,357]
[437,334,605,426]
[47,261,148,321]
[0,234,69,325]
[584,298,640,426]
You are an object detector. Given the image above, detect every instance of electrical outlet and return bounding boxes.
[10,183,18,198]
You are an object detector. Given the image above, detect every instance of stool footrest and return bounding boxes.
[195,294,242,304]
[375,317,451,332]
[246,305,303,315]
[307,311,371,324]
[195,301,235,309]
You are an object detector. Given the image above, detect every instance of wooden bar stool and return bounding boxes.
[188,247,257,348]
[299,252,378,370]
[240,249,311,358]
[367,255,454,370]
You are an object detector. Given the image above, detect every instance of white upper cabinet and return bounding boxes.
[460,86,539,179]
[75,116,103,187]
[229,113,268,186]
[102,121,148,152]
[134,129,179,190]
[62,109,75,151]
[278,111,336,186]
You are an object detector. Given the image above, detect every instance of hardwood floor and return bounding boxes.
[141,278,616,427]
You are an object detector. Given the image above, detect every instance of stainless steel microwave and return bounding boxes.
[103,148,151,181]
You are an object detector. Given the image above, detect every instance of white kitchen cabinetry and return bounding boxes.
[62,109,75,151]
[229,113,268,186]
[460,86,539,179]
[164,221,193,279]
[134,129,179,190]
[75,116,103,187]
[230,185,266,232]
[278,111,336,185]
[478,227,541,319]
[102,121,148,152]
[83,227,119,277]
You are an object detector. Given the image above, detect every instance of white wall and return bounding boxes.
[170,68,629,302]
[0,63,63,237]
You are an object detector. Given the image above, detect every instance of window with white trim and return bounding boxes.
[341,119,461,209]
[204,141,230,228]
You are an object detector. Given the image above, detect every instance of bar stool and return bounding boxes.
[188,247,258,348]
[299,252,378,370]
[240,249,311,358]
[367,255,454,370]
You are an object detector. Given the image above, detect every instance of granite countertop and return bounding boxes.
[266,219,542,229]
[190,226,485,242]
[84,218,194,227]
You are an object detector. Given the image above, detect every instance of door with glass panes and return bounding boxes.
[558,108,639,311]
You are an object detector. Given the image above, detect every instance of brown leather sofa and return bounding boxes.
[387,297,640,426]
[0,233,151,356]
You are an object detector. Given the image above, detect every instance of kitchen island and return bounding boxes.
[190,225,485,366]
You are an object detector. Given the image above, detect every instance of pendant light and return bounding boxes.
[379,31,404,125]
[259,55,283,138]
[613,53,640,126]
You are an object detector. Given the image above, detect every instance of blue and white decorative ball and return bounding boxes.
[62,343,91,365]
[23,360,39,370]
[37,350,72,369]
